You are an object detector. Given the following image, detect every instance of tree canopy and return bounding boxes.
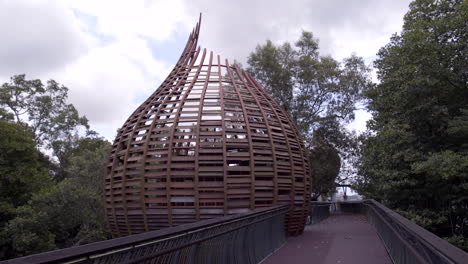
[0,74,89,149]
[0,121,51,225]
[357,0,468,250]
[248,32,371,197]
[0,76,111,260]
[309,132,341,200]
[1,137,110,258]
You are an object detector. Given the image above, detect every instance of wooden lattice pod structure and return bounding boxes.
[105,17,311,237]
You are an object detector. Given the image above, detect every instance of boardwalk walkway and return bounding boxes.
[263,213,393,264]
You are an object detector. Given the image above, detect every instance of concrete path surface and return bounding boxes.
[262,213,393,264]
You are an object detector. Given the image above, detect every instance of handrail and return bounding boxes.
[363,199,467,264]
[308,202,332,225]
[3,205,289,264]
[338,200,468,264]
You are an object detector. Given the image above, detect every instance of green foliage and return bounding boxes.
[248,33,372,196]
[0,120,53,258]
[309,135,341,199]
[0,137,111,259]
[445,235,468,252]
[64,137,111,189]
[248,40,295,112]
[0,121,51,219]
[0,74,89,149]
[2,206,56,257]
[0,107,13,121]
[357,0,468,250]
[248,33,371,135]
[0,74,111,260]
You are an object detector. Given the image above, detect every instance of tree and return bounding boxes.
[1,137,111,259]
[0,74,89,149]
[0,74,111,259]
[357,0,468,250]
[248,32,371,137]
[248,40,295,113]
[309,133,341,200]
[0,107,13,121]
[248,32,372,196]
[0,121,51,219]
[0,120,52,258]
[63,137,111,197]
[0,74,92,181]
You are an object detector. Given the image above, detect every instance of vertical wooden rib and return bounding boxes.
[137,33,200,232]
[165,48,205,226]
[233,64,279,205]
[194,51,214,220]
[217,56,228,216]
[225,60,256,210]
[106,132,122,236]
[106,20,201,235]
[244,73,300,234]
[108,30,198,235]
[246,73,310,234]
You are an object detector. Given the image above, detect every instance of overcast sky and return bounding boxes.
[0,0,411,141]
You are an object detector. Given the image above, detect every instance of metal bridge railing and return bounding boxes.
[307,202,332,225]
[339,200,468,264]
[4,205,289,264]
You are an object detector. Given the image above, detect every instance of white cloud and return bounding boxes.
[185,0,410,63]
[0,0,412,139]
[69,0,192,42]
[1,0,187,140]
[56,39,163,126]
[0,0,87,77]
